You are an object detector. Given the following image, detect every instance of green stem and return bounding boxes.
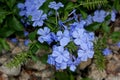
[55,10,58,27]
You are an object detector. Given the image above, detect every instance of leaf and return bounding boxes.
[102,23,110,33]
[110,31,120,42]
[30,43,39,54]
[31,55,39,62]
[80,9,87,19]
[113,0,120,11]
[65,2,74,10]
[55,72,70,80]
[8,16,24,31]
[0,45,2,53]
[85,22,101,31]
[0,25,15,38]
[5,0,16,9]
[0,38,10,51]
[39,54,48,64]
[0,9,9,23]
[28,31,37,41]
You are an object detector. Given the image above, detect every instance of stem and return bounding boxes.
[55,10,58,27]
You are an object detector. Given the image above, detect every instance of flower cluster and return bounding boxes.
[17,1,118,71]
[17,0,47,27]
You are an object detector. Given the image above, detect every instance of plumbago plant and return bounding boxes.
[4,0,120,79]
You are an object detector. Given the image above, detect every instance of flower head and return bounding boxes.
[51,46,70,63]
[102,48,112,56]
[37,27,53,44]
[56,29,70,46]
[32,10,47,27]
[111,10,116,22]
[48,1,64,10]
[24,39,30,46]
[78,49,94,61]
[93,10,106,23]
[116,42,120,48]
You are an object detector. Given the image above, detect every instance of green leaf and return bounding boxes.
[110,31,120,42]
[0,38,10,51]
[5,0,16,9]
[80,9,87,19]
[55,72,70,80]
[0,9,9,23]
[28,31,37,41]
[31,55,39,62]
[65,2,74,10]
[0,45,2,53]
[8,16,24,31]
[0,26,15,38]
[85,22,101,31]
[113,0,120,11]
[30,43,39,54]
[39,54,48,64]
[80,77,92,80]
[102,23,110,33]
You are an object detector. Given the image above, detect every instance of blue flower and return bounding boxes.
[37,27,53,44]
[72,27,85,45]
[116,42,120,48]
[102,48,112,56]
[51,46,70,63]
[93,10,106,23]
[111,10,116,22]
[48,1,64,10]
[10,38,18,43]
[24,31,29,37]
[47,55,55,65]
[33,0,46,9]
[78,49,94,61]
[50,32,57,42]
[85,15,93,25]
[55,62,67,70]
[24,39,30,46]
[56,30,70,46]
[32,10,47,27]
[17,3,25,10]
[18,0,46,27]
[68,56,81,71]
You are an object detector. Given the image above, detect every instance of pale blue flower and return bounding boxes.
[85,15,93,25]
[47,55,55,65]
[72,27,85,45]
[93,10,106,23]
[32,10,47,27]
[56,30,70,46]
[51,46,70,63]
[48,1,64,10]
[18,0,46,27]
[68,56,81,71]
[17,3,25,10]
[116,42,120,48]
[24,31,29,37]
[102,48,112,56]
[111,10,116,21]
[10,38,18,43]
[24,39,30,46]
[78,49,94,61]
[37,27,53,44]
[56,62,67,70]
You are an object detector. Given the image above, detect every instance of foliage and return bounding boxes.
[0,0,24,53]
[77,0,108,10]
